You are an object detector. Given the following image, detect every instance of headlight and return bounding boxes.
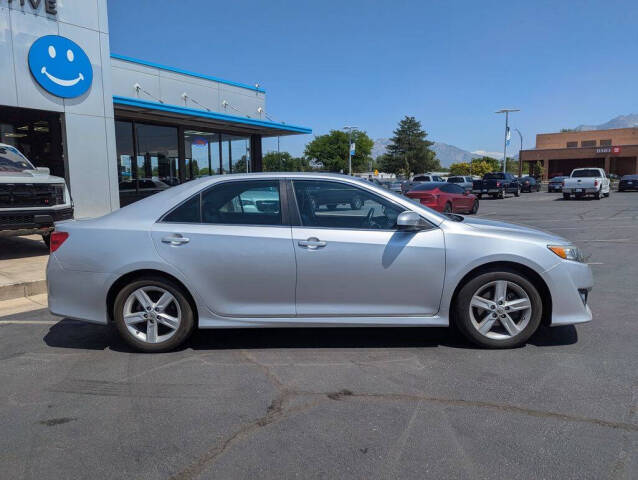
[547,245,584,262]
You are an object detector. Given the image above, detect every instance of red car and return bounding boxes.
[406,182,479,214]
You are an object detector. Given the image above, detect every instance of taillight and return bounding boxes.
[594,180,598,187]
[496,182,501,187]
[50,231,69,253]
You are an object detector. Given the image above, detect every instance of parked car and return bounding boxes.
[471,172,520,198]
[401,174,445,194]
[446,175,473,191]
[562,168,610,200]
[519,176,541,193]
[0,143,73,247]
[548,176,566,192]
[47,173,592,352]
[618,174,638,191]
[406,182,479,214]
[387,181,403,195]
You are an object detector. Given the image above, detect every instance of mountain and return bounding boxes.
[574,114,638,131]
[471,150,504,160]
[372,139,481,167]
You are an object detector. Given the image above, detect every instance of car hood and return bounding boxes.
[0,170,67,184]
[459,216,568,244]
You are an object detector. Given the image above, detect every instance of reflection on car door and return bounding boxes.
[291,179,446,317]
[151,179,296,317]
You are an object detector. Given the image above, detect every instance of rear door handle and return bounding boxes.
[162,234,190,245]
[298,237,327,249]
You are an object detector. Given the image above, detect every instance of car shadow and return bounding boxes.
[43,319,578,352]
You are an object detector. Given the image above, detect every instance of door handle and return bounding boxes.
[298,237,327,249]
[161,234,190,245]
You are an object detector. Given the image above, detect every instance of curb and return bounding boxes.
[0,280,47,302]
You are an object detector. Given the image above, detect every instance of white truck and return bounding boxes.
[562,167,610,200]
[0,143,73,247]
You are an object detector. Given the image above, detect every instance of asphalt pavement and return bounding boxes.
[0,191,636,480]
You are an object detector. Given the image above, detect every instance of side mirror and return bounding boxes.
[396,211,429,230]
[35,167,50,175]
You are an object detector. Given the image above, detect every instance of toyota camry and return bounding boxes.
[46,173,593,352]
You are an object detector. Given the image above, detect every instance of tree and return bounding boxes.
[262,151,310,172]
[304,130,374,172]
[378,116,440,176]
[448,156,501,177]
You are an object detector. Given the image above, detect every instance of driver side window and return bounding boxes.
[292,180,403,230]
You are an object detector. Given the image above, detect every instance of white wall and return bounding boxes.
[0,0,118,217]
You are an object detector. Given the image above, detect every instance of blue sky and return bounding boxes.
[108,0,638,157]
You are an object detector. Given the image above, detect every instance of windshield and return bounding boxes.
[572,169,601,178]
[0,146,35,173]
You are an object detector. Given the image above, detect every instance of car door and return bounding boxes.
[290,179,446,317]
[151,179,296,317]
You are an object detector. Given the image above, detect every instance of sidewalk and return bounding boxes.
[0,235,49,301]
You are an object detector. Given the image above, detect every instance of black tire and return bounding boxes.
[113,276,195,353]
[454,270,543,349]
[563,193,570,200]
[498,189,505,199]
[42,233,51,249]
[477,194,482,200]
[470,200,479,214]
[594,191,601,200]
[443,202,452,214]
[514,187,520,197]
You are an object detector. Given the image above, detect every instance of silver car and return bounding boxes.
[47,173,593,352]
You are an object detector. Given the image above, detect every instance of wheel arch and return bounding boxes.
[449,261,552,326]
[106,269,199,324]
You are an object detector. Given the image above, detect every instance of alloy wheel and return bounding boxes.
[468,280,532,340]
[122,286,182,344]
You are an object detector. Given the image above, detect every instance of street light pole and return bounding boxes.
[514,128,523,177]
[496,109,519,173]
[343,125,359,175]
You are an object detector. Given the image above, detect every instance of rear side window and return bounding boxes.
[163,194,201,223]
[201,180,281,225]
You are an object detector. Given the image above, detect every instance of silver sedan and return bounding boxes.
[47,173,593,352]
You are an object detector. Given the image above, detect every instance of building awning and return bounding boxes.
[113,96,311,137]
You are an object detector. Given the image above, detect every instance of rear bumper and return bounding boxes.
[0,207,73,235]
[563,187,598,194]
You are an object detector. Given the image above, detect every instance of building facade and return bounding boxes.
[520,128,638,179]
[0,0,310,217]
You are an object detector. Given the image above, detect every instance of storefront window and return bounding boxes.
[184,130,219,177]
[220,134,231,174]
[231,135,251,173]
[135,124,179,186]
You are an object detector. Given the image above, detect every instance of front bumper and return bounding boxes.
[0,207,73,235]
[543,260,594,326]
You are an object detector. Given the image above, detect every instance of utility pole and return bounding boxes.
[514,128,523,177]
[343,126,358,175]
[496,109,519,173]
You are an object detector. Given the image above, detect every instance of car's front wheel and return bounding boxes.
[114,276,195,352]
[454,271,542,348]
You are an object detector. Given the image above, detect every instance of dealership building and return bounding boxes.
[520,128,638,179]
[0,0,311,217]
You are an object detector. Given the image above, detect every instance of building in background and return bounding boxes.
[520,128,638,179]
[0,1,310,217]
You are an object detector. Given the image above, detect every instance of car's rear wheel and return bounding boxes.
[514,187,520,197]
[114,276,195,353]
[454,271,542,348]
[595,191,601,200]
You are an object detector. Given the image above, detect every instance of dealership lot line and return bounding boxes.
[0,192,636,480]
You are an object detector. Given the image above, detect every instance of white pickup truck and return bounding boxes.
[562,167,611,200]
[0,143,73,247]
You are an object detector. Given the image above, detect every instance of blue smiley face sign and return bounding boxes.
[28,35,93,98]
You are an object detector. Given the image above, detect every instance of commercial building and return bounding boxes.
[0,0,311,217]
[520,128,638,179]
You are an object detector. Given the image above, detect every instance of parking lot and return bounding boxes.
[0,191,636,480]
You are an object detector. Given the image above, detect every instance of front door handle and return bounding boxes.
[162,234,190,246]
[298,237,327,249]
